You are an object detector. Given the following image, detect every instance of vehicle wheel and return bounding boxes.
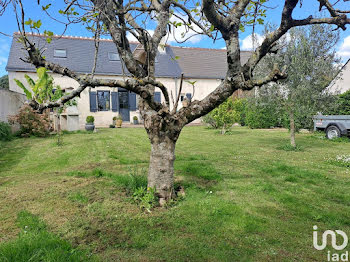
[326,125,341,139]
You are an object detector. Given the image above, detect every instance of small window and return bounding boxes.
[180,93,185,102]
[54,49,67,58]
[108,52,120,61]
[97,91,110,111]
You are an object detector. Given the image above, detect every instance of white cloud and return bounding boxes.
[240,33,264,51]
[338,36,350,61]
[126,30,155,42]
[167,12,204,44]
[126,12,204,45]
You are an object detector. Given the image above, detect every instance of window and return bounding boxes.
[108,52,120,61]
[54,49,67,58]
[119,91,129,109]
[97,91,110,111]
[180,93,185,102]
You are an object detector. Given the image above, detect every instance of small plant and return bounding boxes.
[277,144,304,152]
[0,121,12,141]
[86,116,94,124]
[133,116,138,121]
[113,116,117,121]
[132,186,158,212]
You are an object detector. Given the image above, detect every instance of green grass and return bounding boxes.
[0,211,93,261]
[0,126,350,261]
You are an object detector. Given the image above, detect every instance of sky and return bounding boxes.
[0,0,349,76]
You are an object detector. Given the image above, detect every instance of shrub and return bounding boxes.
[332,90,350,115]
[133,116,138,121]
[202,99,240,133]
[0,121,12,141]
[86,116,94,123]
[232,98,247,126]
[245,102,280,129]
[8,105,50,137]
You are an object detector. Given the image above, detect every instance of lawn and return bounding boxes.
[0,126,350,261]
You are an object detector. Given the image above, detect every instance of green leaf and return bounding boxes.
[14,79,32,100]
[24,74,35,89]
[24,19,33,26]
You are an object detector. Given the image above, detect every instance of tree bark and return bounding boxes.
[148,136,176,201]
[289,109,296,148]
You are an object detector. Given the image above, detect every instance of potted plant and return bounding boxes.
[85,116,95,131]
[133,116,139,125]
[116,115,123,128]
[112,116,117,126]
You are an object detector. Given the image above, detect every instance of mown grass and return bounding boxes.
[0,126,350,261]
[0,211,94,261]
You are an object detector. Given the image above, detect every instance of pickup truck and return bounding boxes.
[313,115,350,139]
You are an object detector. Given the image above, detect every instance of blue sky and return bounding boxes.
[0,0,349,76]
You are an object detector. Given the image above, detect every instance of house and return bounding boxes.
[6,33,251,129]
[327,59,350,94]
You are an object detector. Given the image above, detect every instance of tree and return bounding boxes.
[253,24,340,147]
[0,75,9,89]
[2,0,350,202]
[15,67,76,144]
[203,99,240,134]
[334,90,350,115]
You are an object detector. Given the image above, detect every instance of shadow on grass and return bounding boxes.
[175,161,223,190]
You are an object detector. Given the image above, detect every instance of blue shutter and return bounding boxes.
[111,92,119,112]
[89,91,97,112]
[129,92,137,111]
[186,93,192,101]
[154,92,161,103]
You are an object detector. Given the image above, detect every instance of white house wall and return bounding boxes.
[327,60,350,94]
[8,71,221,128]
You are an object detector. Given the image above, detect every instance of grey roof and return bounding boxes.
[6,33,252,79]
[6,34,182,78]
[172,46,251,79]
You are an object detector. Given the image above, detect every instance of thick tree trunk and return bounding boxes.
[148,137,176,202]
[289,110,296,148]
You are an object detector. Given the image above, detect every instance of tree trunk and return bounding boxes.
[289,110,296,148]
[148,136,176,202]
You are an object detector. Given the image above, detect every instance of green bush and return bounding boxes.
[8,105,50,137]
[232,98,247,126]
[0,121,12,141]
[245,102,280,129]
[332,90,350,115]
[86,116,94,123]
[202,99,240,133]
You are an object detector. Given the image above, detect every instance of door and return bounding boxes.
[119,91,130,121]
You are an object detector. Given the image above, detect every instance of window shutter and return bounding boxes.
[186,93,192,101]
[111,92,119,112]
[89,91,97,112]
[154,92,161,103]
[129,92,137,111]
